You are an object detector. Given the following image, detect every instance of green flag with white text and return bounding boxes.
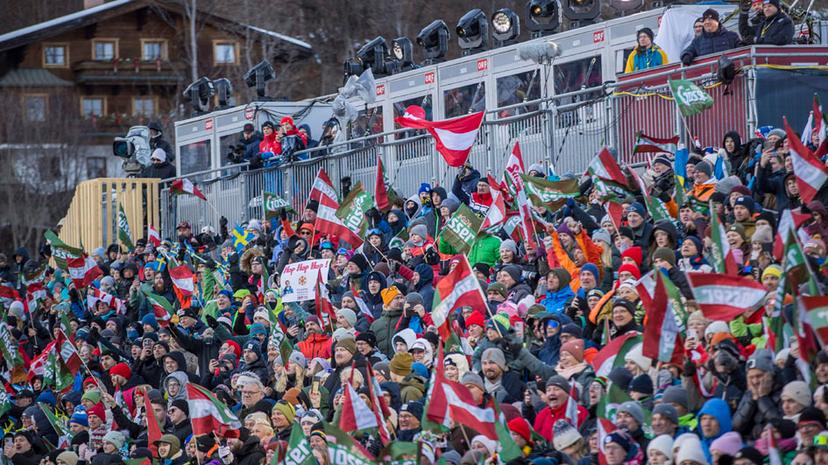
[323,423,378,465]
[117,203,134,250]
[263,191,296,220]
[440,203,482,253]
[44,230,82,271]
[336,182,374,241]
[279,422,315,465]
[669,79,714,117]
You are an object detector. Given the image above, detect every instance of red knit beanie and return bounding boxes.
[110,362,132,379]
[465,311,486,329]
[225,340,241,358]
[87,402,105,421]
[508,417,533,445]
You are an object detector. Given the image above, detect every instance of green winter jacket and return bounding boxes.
[467,234,502,267]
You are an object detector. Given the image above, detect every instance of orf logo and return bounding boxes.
[476,59,488,72]
[424,71,435,84]
[593,30,605,43]
[204,118,213,130]
[376,84,385,96]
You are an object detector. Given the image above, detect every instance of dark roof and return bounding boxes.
[0,0,311,54]
[0,68,73,87]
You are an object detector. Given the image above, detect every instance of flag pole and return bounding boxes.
[462,255,503,339]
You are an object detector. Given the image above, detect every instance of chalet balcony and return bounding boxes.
[73,59,186,85]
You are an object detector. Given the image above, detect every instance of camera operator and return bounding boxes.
[139,148,176,179]
[739,0,794,45]
[227,123,262,167]
[148,121,174,163]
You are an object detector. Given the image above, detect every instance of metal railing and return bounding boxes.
[158,58,770,237]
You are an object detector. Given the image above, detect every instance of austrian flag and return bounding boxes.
[395,105,484,167]
[66,255,103,289]
[169,265,195,309]
[171,178,207,200]
[784,117,828,203]
[431,256,487,341]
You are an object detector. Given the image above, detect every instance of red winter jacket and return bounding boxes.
[533,402,588,442]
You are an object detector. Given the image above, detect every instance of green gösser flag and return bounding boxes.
[117,203,134,250]
[263,191,295,220]
[669,79,714,117]
[441,203,482,254]
[280,422,314,465]
[336,182,374,239]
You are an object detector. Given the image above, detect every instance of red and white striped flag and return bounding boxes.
[784,116,828,203]
[395,105,484,167]
[426,346,498,440]
[504,142,538,250]
[169,265,195,309]
[431,256,487,341]
[565,384,581,428]
[591,332,641,377]
[597,418,618,465]
[147,225,161,247]
[87,287,125,315]
[340,382,378,433]
[351,288,375,324]
[587,147,629,188]
[55,329,82,374]
[642,272,682,363]
[315,269,336,323]
[315,194,363,247]
[687,273,768,321]
[800,295,828,346]
[480,174,506,231]
[308,168,338,205]
[170,178,206,200]
[365,362,391,444]
[66,255,102,289]
[186,383,242,436]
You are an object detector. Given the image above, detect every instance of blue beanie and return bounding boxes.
[411,362,430,380]
[418,183,432,195]
[218,290,233,300]
[69,409,88,427]
[249,323,268,338]
[36,390,56,408]
[581,263,599,280]
[627,202,646,217]
[243,340,262,360]
[141,313,159,329]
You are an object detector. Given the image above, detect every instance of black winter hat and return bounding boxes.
[196,434,216,453]
[637,27,655,42]
[798,406,827,428]
[734,447,763,465]
[629,374,653,395]
[170,398,189,416]
[356,331,377,347]
[702,8,720,22]
[608,367,633,390]
[348,253,369,272]
[306,199,319,212]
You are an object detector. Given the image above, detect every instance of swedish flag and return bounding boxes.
[231,225,254,253]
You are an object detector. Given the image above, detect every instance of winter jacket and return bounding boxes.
[681,25,740,65]
[698,398,733,464]
[140,161,176,180]
[534,402,588,442]
[740,10,794,45]
[234,436,266,465]
[296,333,332,360]
[466,234,502,267]
[370,306,405,358]
[168,325,224,379]
[540,286,575,314]
[732,381,782,439]
[624,45,668,73]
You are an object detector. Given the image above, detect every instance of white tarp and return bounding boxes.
[655,5,738,64]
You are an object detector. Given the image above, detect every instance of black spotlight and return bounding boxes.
[492,8,520,46]
[416,19,450,65]
[182,77,214,115]
[456,9,488,55]
[344,58,363,80]
[610,0,645,14]
[390,37,417,73]
[243,60,274,101]
[356,36,389,76]
[213,78,233,108]
[527,0,560,37]
[562,0,600,26]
